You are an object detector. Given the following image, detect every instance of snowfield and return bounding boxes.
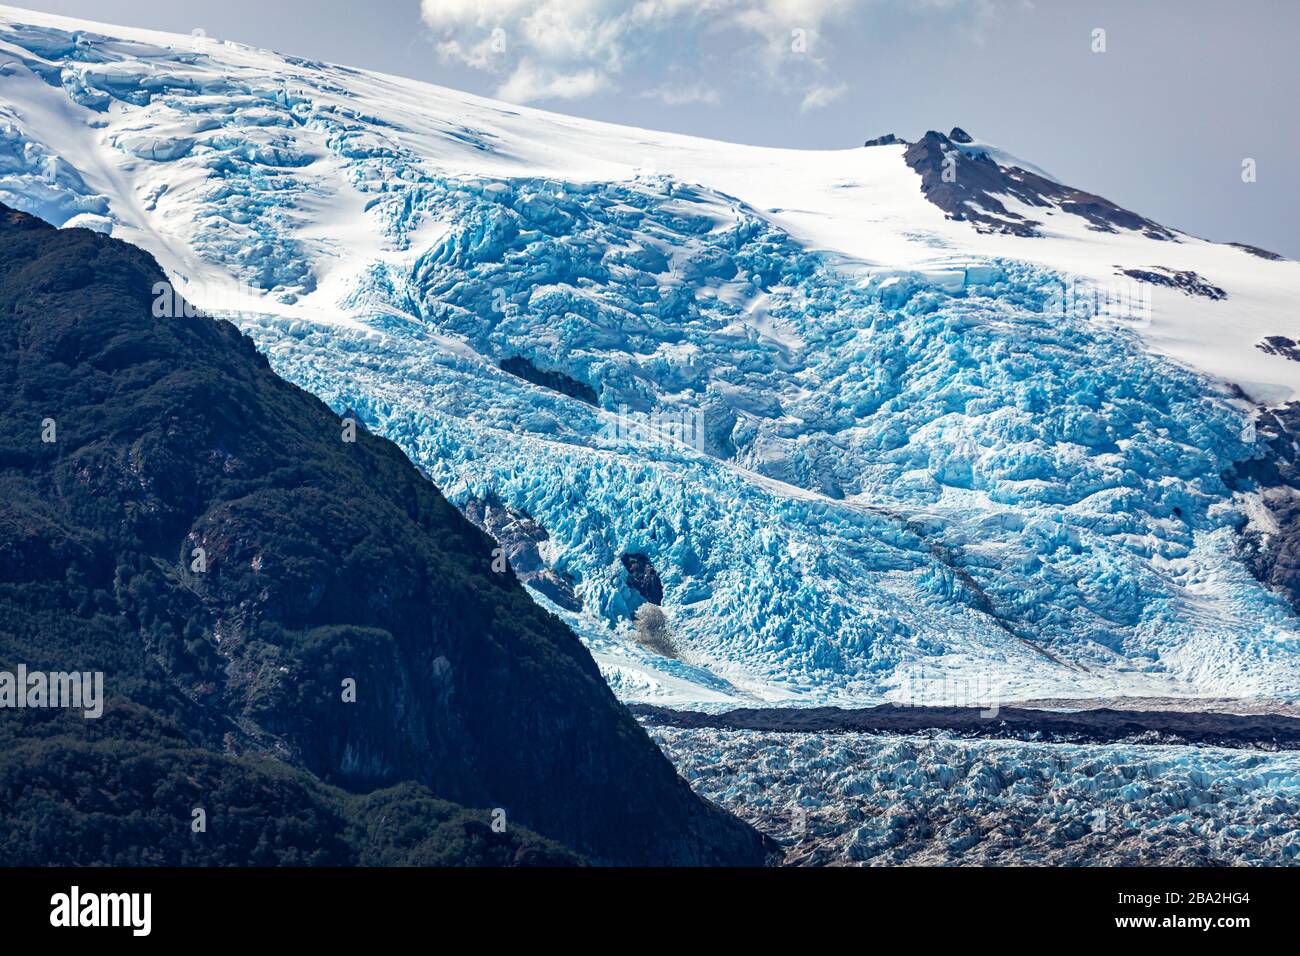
[3,6,1300,708]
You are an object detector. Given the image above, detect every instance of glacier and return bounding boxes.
[2,7,1299,709]
[647,725,1300,865]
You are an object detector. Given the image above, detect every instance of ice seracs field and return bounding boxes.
[3,5,1300,712]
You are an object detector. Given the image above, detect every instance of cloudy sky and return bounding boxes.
[16,0,1299,256]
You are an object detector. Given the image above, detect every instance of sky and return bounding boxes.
[11,0,1298,257]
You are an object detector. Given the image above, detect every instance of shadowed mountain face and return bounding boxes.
[0,203,772,866]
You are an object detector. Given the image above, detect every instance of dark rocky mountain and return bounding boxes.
[0,203,773,866]
[901,128,1178,240]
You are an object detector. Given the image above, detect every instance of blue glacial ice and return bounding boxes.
[648,725,1300,865]
[1,17,1298,706]
[239,163,1300,703]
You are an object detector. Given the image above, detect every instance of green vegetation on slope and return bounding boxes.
[0,204,771,866]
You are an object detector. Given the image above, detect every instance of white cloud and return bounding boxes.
[420,0,861,105]
[643,84,722,106]
[799,81,847,111]
[497,62,609,103]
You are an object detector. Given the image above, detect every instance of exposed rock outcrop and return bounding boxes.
[463,497,582,611]
[1231,242,1286,261]
[1120,266,1226,300]
[1231,402,1300,615]
[621,552,664,605]
[904,128,1178,240]
[499,354,598,405]
[1257,337,1300,363]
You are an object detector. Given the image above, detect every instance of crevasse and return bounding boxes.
[1,16,1297,705]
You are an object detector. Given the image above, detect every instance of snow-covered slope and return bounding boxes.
[3,6,1299,707]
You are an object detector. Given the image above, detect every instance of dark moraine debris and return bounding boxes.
[632,604,679,659]
[632,704,1300,751]
[1257,336,1300,363]
[499,354,598,405]
[621,552,664,605]
[903,128,1178,240]
[1120,267,1227,301]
